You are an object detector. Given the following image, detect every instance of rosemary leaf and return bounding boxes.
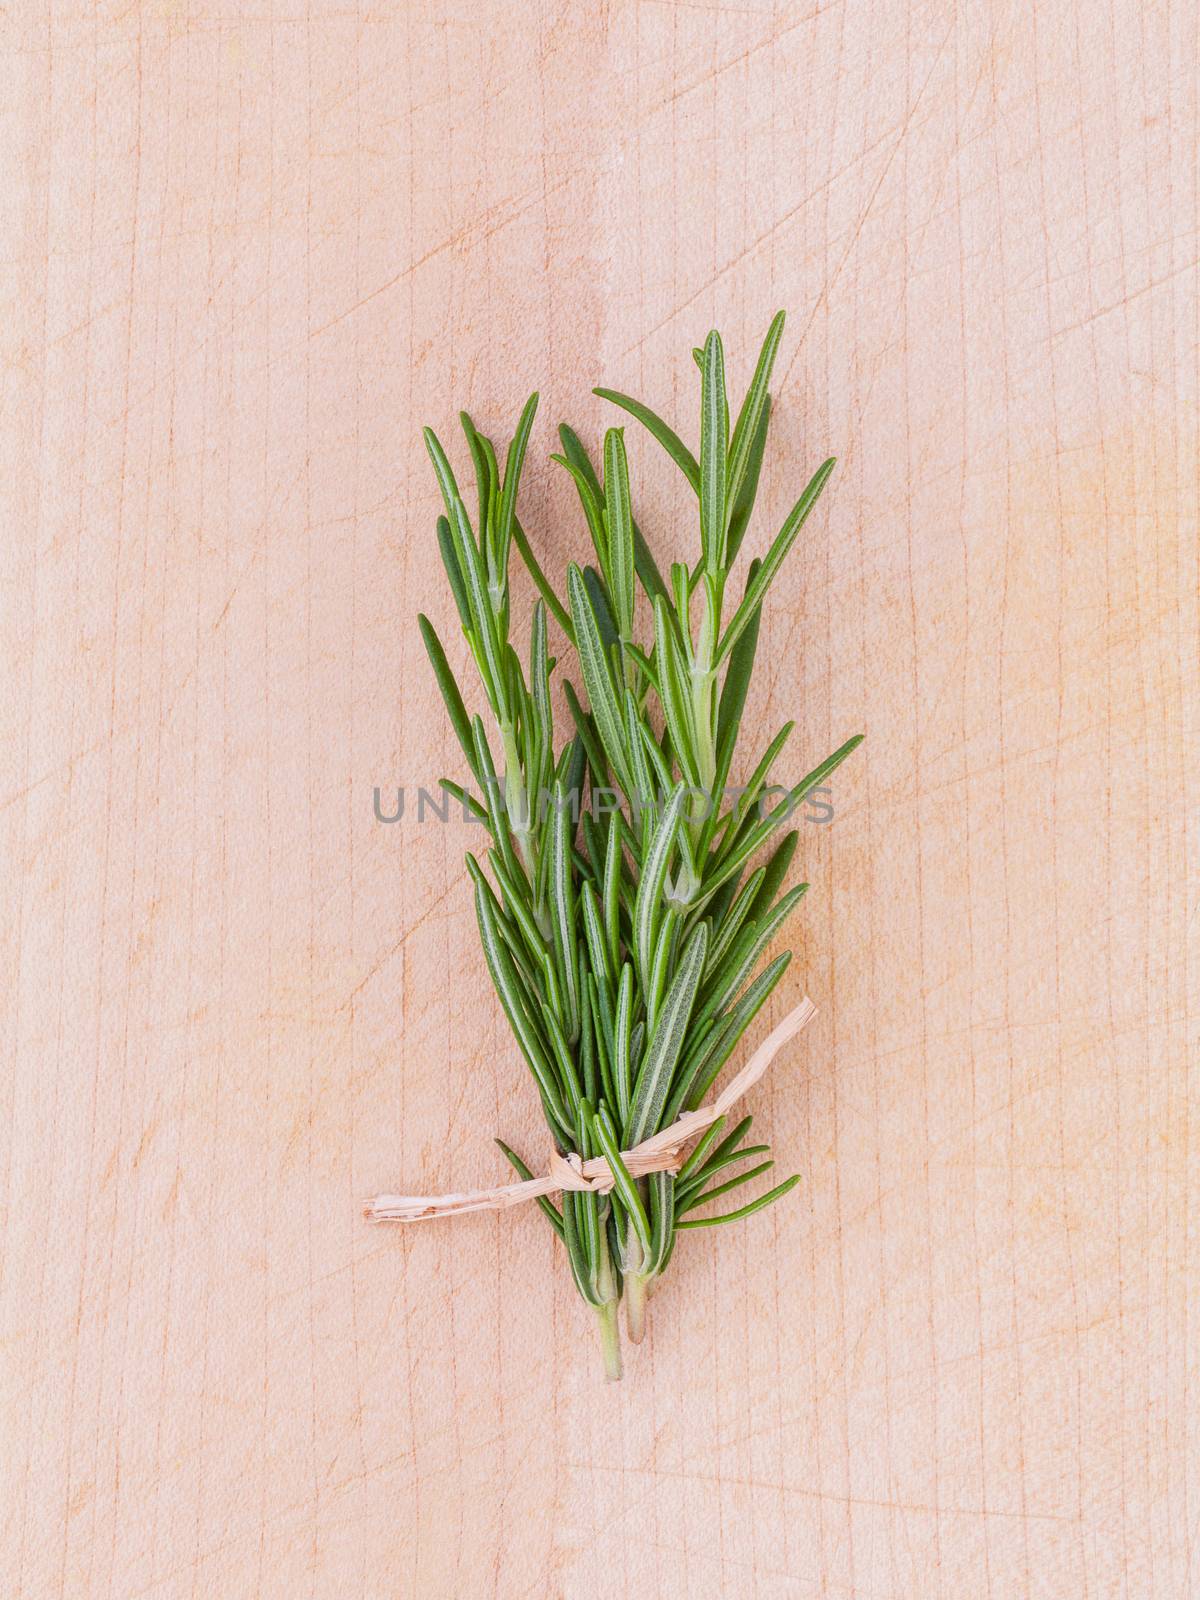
[676,1174,801,1230]
[625,921,709,1147]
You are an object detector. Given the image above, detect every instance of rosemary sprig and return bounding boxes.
[419,314,862,1378]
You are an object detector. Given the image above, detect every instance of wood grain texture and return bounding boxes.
[1,2,1196,1595]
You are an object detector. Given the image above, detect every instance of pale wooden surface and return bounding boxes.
[2,2,1197,1596]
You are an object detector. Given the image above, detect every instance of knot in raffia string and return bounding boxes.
[366,997,815,1223]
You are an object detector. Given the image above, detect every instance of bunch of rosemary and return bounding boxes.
[419,314,861,1379]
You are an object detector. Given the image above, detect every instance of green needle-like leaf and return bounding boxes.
[716,456,837,665]
[423,425,465,522]
[633,783,687,986]
[665,950,792,1121]
[438,779,487,823]
[553,450,608,569]
[583,565,619,655]
[676,1173,800,1229]
[603,427,635,640]
[625,921,709,1147]
[703,1115,756,1166]
[679,1158,775,1214]
[699,330,729,576]
[613,962,635,1122]
[677,1143,770,1205]
[563,679,610,790]
[562,1190,601,1304]
[675,1116,728,1187]
[459,411,494,547]
[436,515,473,634]
[418,613,478,781]
[653,597,699,785]
[701,734,863,904]
[473,876,573,1145]
[495,1139,565,1239]
[593,387,700,492]
[559,423,672,604]
[549,780,580,1041]
[727,310,784,517]
[727,394,772,567]
[581,880,612,991]
[713,559,762,773]
[497,392,538,577]
[568,563,632,794]
[602,820,623,973]
[750,830,799,921]
[647,908,679,1035]
[646,1170,675,1275]
[512,517,575,644]
[733,722,795,828]
[704,866,765,975]
[450,493,508,719]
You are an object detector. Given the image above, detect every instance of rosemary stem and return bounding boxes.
[500,720,534,872]
[691,668,716,794]
[625,1272,649,1344]
[595,1301,623,1381]
[689,657,717,846]
[689,583,719,815]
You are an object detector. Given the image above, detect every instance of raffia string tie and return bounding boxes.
[366,997,815,1223]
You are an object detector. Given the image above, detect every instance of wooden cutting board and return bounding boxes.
[2,2,1196,1595]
